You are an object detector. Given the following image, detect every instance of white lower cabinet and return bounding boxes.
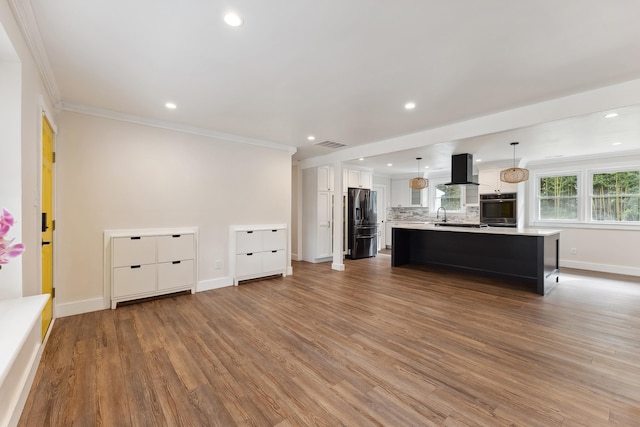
[106,228,197,309]
[230,224,287,285]
[112,264,156,297]
[157,259,195,290]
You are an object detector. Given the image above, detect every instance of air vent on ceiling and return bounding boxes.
[314,140,347,149]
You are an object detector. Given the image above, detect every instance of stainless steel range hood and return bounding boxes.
[445,153,479,185]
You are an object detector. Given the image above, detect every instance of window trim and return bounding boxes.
[588,167,640,224]
[534,171,582,223]
[430,178,466,213]
[529,164,640,230]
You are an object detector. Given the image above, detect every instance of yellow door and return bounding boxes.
[42,116,54,340]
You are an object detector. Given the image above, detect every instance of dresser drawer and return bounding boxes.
[157,260,194,290]
[112,236,156,267]
[236,252,263,276]
[113,264,156,297]
[236,230,263,254]
[262,249,286,273]
[157,234,194,263]
[262,229,286,250]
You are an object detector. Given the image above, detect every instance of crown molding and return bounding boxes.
[8,0,61,106]
[61,101,297,155]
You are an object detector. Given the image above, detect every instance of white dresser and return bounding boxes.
[105,227,197,308]
[229,224,287,285]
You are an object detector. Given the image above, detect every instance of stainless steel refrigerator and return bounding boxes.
[348,188,377,259]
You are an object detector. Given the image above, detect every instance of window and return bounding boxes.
[538,175,578,220]
[591,170,640,222]
[434,183,463,211]
[410,188,423,206]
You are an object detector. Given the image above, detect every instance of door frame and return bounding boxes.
[372,184,388,252]
[38,100,57,336]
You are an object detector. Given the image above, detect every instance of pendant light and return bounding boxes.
[409,157,429,190]
[500,142,529,183]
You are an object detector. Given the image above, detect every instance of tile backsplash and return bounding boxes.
[387,206,480,223]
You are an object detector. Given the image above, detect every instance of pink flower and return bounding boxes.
[0,208,15,237]
[0,238,25,265]
[0,208,25,268]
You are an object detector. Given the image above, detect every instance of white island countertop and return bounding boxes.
[392,223,561,237]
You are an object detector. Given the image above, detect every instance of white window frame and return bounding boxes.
[588,167,640,224]
[430,178,466,214]
[534,171,582,223]
[528,156,640,231]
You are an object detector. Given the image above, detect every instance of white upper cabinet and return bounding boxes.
[317,166,334,191]
[345,169,372,190]
[391,179,427,207]
[478,168,518,194]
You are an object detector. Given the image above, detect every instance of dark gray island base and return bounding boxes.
[392,226,560,295]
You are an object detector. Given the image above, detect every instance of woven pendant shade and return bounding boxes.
[500,167,529,183]
[409,157,428,189]
[409,177,428,190]
[500,142,529,184]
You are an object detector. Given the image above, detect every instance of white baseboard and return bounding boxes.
[197,277,233,292]
[287,266,293,276]
[560,260,640,277]
[55,278,237,316]
[55,297,107,318]
[291,253,300,261]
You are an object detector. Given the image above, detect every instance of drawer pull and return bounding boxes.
[247,231,253,234]
[172,261,181,264]
[272,229,278,232]
[131,237,141,240]
[272,250,277,253]
[247,253,253,256]
[172,234,181,238]
[131,265,141,269]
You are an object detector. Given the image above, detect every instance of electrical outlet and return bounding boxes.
[214,259,222,269]
[570,248,577,255]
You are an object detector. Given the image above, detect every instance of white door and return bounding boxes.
[317,191,333,258]
[373,185,386,252]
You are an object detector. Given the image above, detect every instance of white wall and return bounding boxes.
[1,1,56,299]
[527,154,640,276]
[55,111,293,313]
[0,54,22,299]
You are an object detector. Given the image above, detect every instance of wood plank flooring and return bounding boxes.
[19,256,640,426]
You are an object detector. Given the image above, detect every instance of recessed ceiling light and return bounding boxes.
[604,112,618,118]
[404,102,416,110]
[358,157,365,161]
[165,102,177,109]
[387,163,393,167]
[424,166,429,169]
[476,159,482,162]
[224,12,243,27]
[612,142,622,146]
[307,135,315,141]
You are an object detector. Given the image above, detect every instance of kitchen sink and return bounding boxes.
[434,222,488,228]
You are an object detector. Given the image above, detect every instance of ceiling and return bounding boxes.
[344,104,640,176]
[24,1,640,165]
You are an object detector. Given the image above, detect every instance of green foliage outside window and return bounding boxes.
[539,175,578,220]
[435,184,461,210]
[591,171,640,221]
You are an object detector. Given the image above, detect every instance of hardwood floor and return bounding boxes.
[20,257,640,426]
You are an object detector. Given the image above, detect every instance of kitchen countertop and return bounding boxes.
[392,222,561,237]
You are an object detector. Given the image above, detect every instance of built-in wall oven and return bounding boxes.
[480,193,517,227]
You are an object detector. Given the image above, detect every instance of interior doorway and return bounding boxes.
[373,184,387,252]
[41,115,54,339]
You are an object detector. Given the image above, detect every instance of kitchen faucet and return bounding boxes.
[437,206,447,223]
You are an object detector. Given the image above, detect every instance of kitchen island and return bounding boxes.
[392,224,560,295]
